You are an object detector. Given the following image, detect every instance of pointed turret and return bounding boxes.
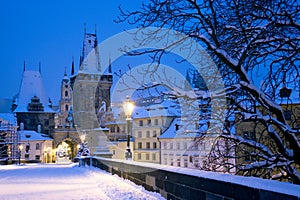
[80,24,101,73]
[71,58,75,76]
[108,57,112,74]
[39,62,41,73]
[23,61,26,72]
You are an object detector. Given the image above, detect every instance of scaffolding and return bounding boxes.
[0,121,18,163]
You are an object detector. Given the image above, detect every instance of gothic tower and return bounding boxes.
[72,25,112,157]
[57,67,73,128]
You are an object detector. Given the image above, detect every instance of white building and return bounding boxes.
[159,118,217,168]
[132,99,180,163]
[18,128,53,163]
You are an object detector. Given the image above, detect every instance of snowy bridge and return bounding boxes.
[0,160,300,200]
[0,163,164,200]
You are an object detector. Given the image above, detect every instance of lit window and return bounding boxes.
[139,120,143,126]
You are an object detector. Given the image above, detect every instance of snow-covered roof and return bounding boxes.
[18,130,53,141]
[14,70,55,113]
[0,113,17,126]
[132,99,181,119]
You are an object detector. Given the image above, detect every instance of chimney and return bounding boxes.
[20,123,24,131]
[175,123,179,131]
[37,125,41,133]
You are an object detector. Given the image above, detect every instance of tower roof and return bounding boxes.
[14,70,55,113]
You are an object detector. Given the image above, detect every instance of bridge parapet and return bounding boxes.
[91,157,300,200]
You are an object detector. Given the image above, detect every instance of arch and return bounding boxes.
[65,104,69,111]
[65,90,68,97]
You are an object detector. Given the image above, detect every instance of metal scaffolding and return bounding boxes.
[0,122,18,163]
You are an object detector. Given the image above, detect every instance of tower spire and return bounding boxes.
[95,24,97,35]
[84,23,86,34]
[71,57,75,76]
[23,60,26,71]
[108,57,112,74]
[39,62,41,73]
[64,66,67,76]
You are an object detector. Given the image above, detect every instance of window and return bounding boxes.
[163,154,167,165]
[153,142,157,149]
[146,131,150,137]
[146,154,150,160]
[137,153,141,160]
[154,119,158,126]
[176,142,180,150]
[183,142,187,150]
[138,142,142,149]
[162,141,167,149]
[36,143,40,150]
[152,153,156,160]
[170,142,173,150]
[65,91,68,97]
[138,131,142,138]
[25,154,29,159]
[177,156,181,167]
[170,157,174,166]
[35,155,40,160]
[153,130,157,137]
[116,126,120,133]
[183,156,188,167]
[146,142,150,149]
[65,104,69,111]
[189,156,193,163]
[110,127,115,133]
[147,119,151,126]
[139,120,143,127]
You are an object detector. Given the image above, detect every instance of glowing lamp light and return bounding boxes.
[123,96,134,120]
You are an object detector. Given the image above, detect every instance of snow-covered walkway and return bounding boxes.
[0,163,165,200]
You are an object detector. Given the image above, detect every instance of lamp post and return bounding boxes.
[18,144,23,165]
[123,96,134,160]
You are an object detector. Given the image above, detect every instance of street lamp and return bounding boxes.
[18,144,23,165]
[123,96,134,160]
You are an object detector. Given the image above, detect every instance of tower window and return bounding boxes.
[88,40,91,44]
[65,104,69,111]
[65,91,68,97]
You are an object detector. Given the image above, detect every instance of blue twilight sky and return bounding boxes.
[0,0,143,104]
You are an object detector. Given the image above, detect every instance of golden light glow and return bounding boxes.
[123,96,134,119]
[18,144,23,151]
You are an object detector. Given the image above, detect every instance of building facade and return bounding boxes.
[18,129,53,163]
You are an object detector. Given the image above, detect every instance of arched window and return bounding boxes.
[65,91,68,97]
[65,104,69,111]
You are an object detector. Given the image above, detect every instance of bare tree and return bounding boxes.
[116,0,300,183]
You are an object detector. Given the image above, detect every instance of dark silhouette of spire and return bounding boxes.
[71,57,75,76]
[108,57,112,73]
[39,62,41,73]
[23,61,26,71]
